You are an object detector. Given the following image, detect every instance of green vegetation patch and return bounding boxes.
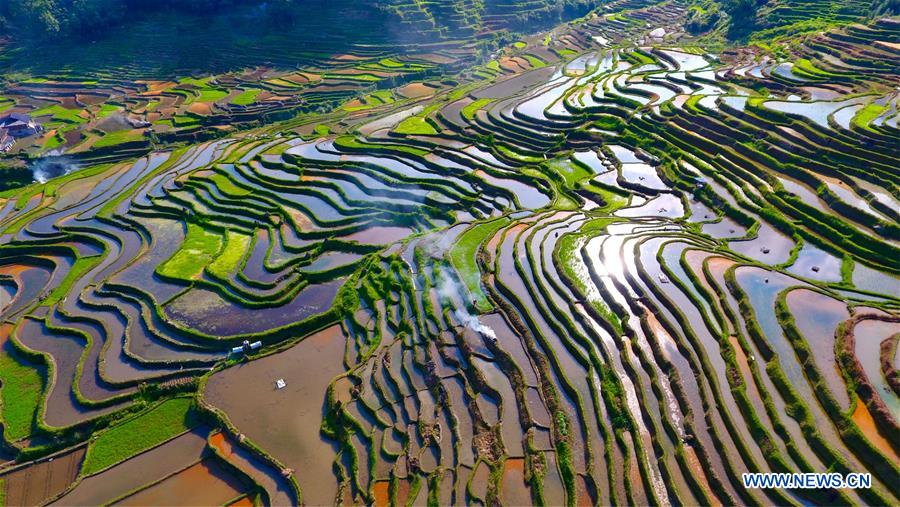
[0,343,45,441]
[31,104,87,126]
[522,54,546,68]
[178,77,211,87]
[93,129,145,148]
[377,58,405,68]
[324,73,380,82]
[547,157,592,188]
[229,88,262,106]
[97,104,121,118]
[80,397,199,476]
[449,218,509,313]
[496,145,543,164]
[177,77,228,104]
[394,116,438,135]
[197,88,229,102]
[171,114,202,127]
[851,103,885,131]
[43,130,65,150]
[462,98,493,121]
[581,182,629,213]
[207,230,251,280]
[209,173,250,197]
[157,223,223,281]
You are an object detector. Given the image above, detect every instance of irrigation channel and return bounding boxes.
[0,4,898,506]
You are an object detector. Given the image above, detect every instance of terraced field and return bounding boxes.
[0,0,607,164]
[0,0,898,505]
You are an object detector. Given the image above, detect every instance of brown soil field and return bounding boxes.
[397,82,436,98]
[0,446,85,506]
[188,102,213,115]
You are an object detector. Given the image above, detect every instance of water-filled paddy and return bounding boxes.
[115,458,248,506]
[853,319,900,418]
[785,288,851,409]
[56,429,210,506]
[204,325,347,505]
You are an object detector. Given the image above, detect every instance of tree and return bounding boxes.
[0,161,32,191]
[68,0,124,38]
[685,4,721,35]
[722,0,759,39]
[11,0,62,35]
[871,0,899,15]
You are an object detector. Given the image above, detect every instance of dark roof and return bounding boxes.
[0,114,38,132]
[0,113,32,123]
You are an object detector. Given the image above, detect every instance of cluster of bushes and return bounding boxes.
[710,0,772,40]
[684,4,721,34]
[0,162,31,191]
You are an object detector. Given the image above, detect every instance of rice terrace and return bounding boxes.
[0,0,897,505]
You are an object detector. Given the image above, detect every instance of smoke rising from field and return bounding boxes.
[435,268,497,340]
[31,155,80,183]
[453,308,497,339]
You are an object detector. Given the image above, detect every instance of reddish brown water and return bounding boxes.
[227,495,254,507]
[501,458,531,506]
[851,401,899,462]
[114,458,247,506]
[208,431,296,506]
[373,480,390,506]
[853,319,900,417]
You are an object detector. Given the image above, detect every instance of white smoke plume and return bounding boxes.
[453,308,497,340]
[435,269,498,340]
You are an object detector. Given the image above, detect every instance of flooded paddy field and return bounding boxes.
[114,457,249,506]
[55,428,212,506]
[203,325,347,505]
[0,0,898,505]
